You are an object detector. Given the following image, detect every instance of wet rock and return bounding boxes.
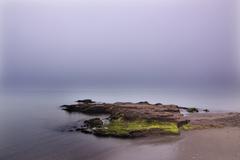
[185,112,240,129]
[75,128,82,131]
[84,118,103,128]
[187,108,199,113]
[203,109,210,112]
[76,99,95,104]
[60,104,112,114]
[177,106,188,110]
[177,119,190,127]
[61,101,184,123]
[80,128,93,134]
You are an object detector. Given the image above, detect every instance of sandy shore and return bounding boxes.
[96,127,240,160]
[176,127,240,160]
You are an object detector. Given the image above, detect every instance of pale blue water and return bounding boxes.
[0,87,239,160]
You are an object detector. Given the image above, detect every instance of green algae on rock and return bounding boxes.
[92,119,180,137]
[181,123,192,130]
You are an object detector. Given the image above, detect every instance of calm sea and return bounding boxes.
[0,87,239,160]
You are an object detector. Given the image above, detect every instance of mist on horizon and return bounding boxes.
[1,0,240,89]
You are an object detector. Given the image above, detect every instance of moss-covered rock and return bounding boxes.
[89,119,180,137]
[181,123,192,130]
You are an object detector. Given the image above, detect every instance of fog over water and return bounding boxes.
[1,0,240,89]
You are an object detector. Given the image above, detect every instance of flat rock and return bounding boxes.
[61,100,187,126]
[185,112,240,128]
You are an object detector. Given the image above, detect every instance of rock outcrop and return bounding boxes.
[61,99,190,137]
[61,99,240,138]
[61,100,187,125]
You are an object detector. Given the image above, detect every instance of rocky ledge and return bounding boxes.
[60,99,240,138]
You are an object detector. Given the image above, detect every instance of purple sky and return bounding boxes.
[1,0,239,88]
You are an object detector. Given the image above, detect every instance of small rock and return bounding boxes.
[81,128,93,134]
[187,108,199,113]
[84,118,103,128]
[203,109,209,112]
[75,128,82,131]
[76,99,95,104]
[68,129,74,132]
[137,101,150,105]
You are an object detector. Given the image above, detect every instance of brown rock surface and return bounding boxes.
[185,112,240,128]
[61,100,187,126]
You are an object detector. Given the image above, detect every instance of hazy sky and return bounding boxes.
[1,0,239,88]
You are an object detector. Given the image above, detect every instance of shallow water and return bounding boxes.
[0,88,239,160]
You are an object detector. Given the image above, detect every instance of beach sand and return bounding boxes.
[97,127,240,160]
[176,127,240,160]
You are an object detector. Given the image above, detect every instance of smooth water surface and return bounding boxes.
[0,88,239,160]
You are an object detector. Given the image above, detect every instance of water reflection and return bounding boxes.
[0,88,239,160]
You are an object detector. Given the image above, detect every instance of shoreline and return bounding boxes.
[176,127,240,160]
